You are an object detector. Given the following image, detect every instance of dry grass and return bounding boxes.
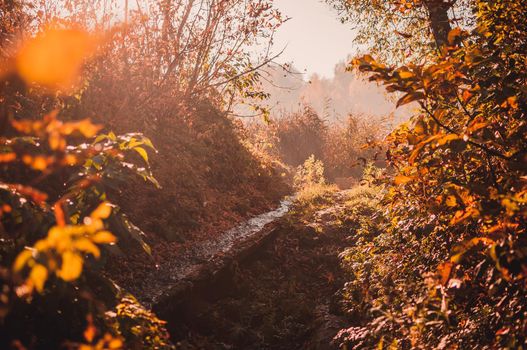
[296,183,339,206]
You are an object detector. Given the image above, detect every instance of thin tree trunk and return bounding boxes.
[423,0,454,48]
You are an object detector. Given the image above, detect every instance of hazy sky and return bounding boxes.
[272,0,356,78]
[116,0,355,78]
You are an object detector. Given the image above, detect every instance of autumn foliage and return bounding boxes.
[332,0,527,348]
[1,0,526,348]
[0,0,287,347]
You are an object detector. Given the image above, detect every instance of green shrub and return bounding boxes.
[294,155,326,190]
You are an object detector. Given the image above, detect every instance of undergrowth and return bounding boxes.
[335,166,527,349]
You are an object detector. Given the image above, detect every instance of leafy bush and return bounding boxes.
[274,104,328,167]
[293,156,339,213]
[110,295,174,350]
[245,107,386,184]
[0,24,174,349]
[335,0,527,348]
[294,155,326,190]
[323,115,387,180]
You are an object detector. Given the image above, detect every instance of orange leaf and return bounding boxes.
[91,202,112,220]
[461,89,473,103]
[84,315,97,343]
[15,26,98,91]
[394,175,413,185]
[108,338,123,349]
[466,117,488,134]
[396,92,425,108]
[408,134,443,164]
[49,133,66,151]
[436,134,460,146]
[0,153,16,162]
[397,70,415,79]
[438,261,453,285]
[13,249,33,272]
[12,119,44,134]
[448,28,463,45]
[92,231,116,244]
[61,119,102,138]
[7,184,48,204]
[445,195,457,207]
[54,202,66,227]
[506,96,518,109]
[450,207,480,225]
[62,154,78,166]
[21,154,55,171]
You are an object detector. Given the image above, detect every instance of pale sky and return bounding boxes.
[115,0,355,78]
[272,0,357,78]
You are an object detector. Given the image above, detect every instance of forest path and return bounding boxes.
[128,197,295,308]
[159,190,353,349]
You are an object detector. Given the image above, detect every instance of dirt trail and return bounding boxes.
[159,191,352,349]
[112,198,293,308]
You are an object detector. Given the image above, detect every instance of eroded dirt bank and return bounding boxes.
[113,198,294,308]
[158,191,352,350]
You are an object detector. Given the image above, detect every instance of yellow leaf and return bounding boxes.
[377,338,384,350]
[445,195,457,207]
[501,198,519,216]
[29,264,48,292]
[92,231,116,244]
[450,237,494,264]
[467,237,495,249]
[450,252,464,264]
[13,249,33,272]
[485,222,518,235]
[134,147,148,162]
[15,26,98,91]
[87,218,104,232]
[34,240,50,251]
[362,54,375,64]
[91,202,112,220]
[47,226,66,243]
[74,238,101,258]
[58,251,83,281]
